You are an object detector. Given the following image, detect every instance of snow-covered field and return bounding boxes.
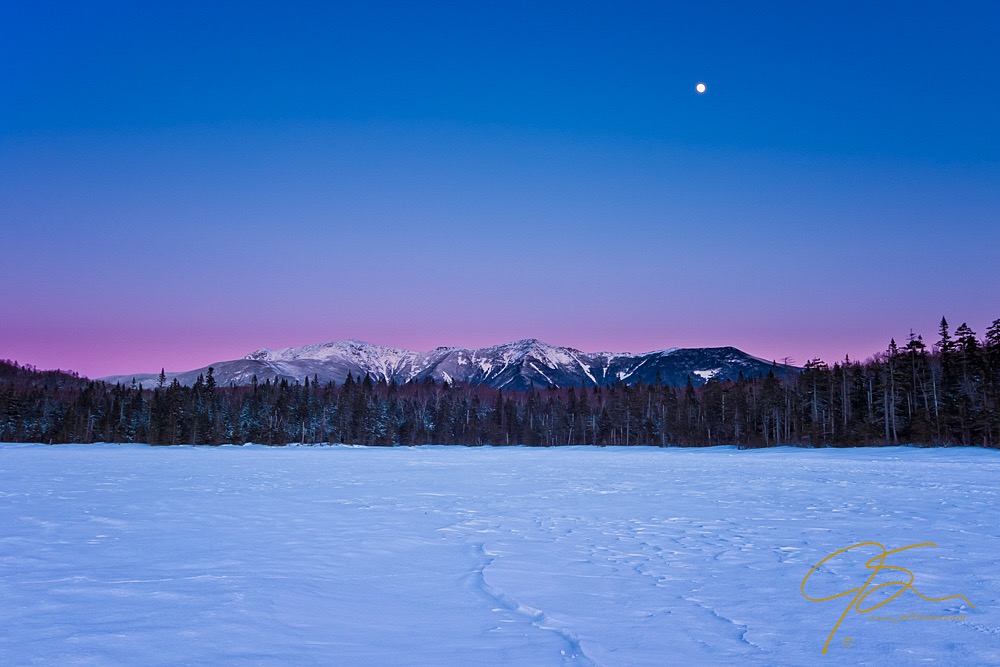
[1,444,997,666]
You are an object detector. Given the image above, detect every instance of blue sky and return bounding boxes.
[2,1,998,376]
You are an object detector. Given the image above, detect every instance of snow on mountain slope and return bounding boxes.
[101,339,797,390]
[247,339,424,383]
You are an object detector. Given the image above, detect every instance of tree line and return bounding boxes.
[2,317,998,448]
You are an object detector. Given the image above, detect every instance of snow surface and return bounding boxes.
[1,444,997,666]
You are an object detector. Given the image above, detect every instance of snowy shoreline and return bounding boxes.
[6,441,997,452]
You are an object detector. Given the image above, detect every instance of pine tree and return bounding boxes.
[985,320,1000,445]
[955,323,984,445]
[935,317,958,441]
[903,331,933,442]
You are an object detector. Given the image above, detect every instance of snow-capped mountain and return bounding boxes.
[101,339,798,390]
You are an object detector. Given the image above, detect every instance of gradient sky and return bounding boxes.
[2,1,998,378]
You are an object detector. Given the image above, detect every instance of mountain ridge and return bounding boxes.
[100,339,799,391]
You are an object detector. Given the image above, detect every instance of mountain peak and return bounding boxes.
[110,339,799,390]
[504,338,553,351]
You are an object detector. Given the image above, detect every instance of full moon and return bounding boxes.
[696,82,707,94]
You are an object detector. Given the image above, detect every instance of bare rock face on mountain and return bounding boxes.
[102,339,796,390]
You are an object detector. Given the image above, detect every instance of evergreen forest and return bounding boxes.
[3,318,998,448]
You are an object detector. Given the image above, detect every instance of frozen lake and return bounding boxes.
[1,444,997,666]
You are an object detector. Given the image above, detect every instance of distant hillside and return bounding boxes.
[0,360,90,391]
[101,339,798,389]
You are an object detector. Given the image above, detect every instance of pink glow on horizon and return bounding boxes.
[4,314,984,380]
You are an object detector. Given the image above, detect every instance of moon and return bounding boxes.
[695,82,707,94]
